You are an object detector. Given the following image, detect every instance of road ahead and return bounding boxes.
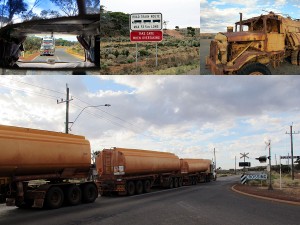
[0,176,299,225]
[32,48,82,63]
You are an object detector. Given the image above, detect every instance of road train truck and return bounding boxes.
[0,125,98,209]
[206,12,300,75]
[96,148,214,196]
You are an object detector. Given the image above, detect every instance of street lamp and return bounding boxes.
[69,104,111,131]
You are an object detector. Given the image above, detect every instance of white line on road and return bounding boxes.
[127,186,190,198]
[31,55,40,61]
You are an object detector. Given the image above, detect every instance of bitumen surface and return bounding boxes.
[0,175,299,225]
[32,48,81,63]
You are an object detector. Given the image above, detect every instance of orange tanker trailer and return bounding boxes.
[0,124,98,209]
[96,147,182,196]
[180,159,214,185]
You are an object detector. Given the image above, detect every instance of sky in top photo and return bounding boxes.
[200,0,300,33]
[0,76,300,170]
[101,0,200,29]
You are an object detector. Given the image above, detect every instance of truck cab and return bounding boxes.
[206,12,300,75]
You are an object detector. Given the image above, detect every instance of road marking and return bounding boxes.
[31,55,40,61]
[56,56,61,61]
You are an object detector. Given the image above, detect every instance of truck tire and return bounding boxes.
[136,181,143,194]
[65,185,82,206]
[178,178,183,187]
[169,178,174,189]
[82,183,97,203]
[238,62,271,75]
[173,178,178,188]
[45,186,64,209]
[127,181,135,196]
[143,180,151,193]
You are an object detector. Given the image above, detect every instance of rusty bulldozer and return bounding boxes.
[206,12,300,75]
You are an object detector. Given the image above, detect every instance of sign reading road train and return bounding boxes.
[130,13,162,31]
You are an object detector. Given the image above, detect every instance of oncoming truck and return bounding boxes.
[40,36,55,56]
[206,12,300,75]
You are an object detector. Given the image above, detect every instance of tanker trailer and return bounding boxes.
[96,147,181,196]
[0,124,98,209]
[180,159,214,185]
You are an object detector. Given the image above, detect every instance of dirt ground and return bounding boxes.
[234,183,300,203]
[200,38,300,75]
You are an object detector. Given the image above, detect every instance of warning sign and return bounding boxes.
[130,31,163,42]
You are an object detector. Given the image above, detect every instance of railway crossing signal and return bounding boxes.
[255,156,267,163]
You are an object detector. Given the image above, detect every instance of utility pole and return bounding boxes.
[57,84,73,134]
[266,140,273,190]
[235,156,237,174]
[285,124,299,180]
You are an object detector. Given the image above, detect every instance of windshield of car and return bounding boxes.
[0,0,100,26]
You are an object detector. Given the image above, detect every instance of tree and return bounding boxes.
[50,0,78,16]
[187,26,196,37]
[86,0,100,14]
[1,0,28,22]
[175,26,179,31]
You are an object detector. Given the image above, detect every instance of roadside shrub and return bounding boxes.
[107,54,116,60]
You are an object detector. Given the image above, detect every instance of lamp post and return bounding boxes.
[68,104,111,131]
[266,140,273,190]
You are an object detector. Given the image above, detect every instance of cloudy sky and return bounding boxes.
[201,0,300,33]
[0,76,299,170]
[101,0,200,29]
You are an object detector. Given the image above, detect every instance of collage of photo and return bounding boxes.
[0,1,300,225]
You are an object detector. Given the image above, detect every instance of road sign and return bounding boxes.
[240,152,249,159]
[130,13,162,31]
[246,174,267,180]
[239,162,251,167]
[241,174,267,184]
[130,31,163,42]
[280,156,300,159]
[241,174,247,184]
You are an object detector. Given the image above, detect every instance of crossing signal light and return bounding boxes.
[256,156,267,163]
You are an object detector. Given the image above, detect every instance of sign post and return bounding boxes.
[130,13,163,69]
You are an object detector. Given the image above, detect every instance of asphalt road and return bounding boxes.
[0,176,299,225]
[200,38,300,75]
[32,48,81,63]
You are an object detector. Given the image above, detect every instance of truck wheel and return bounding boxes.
[127,181,135,196]
[238,62,271,75]
[178,178,183,187]
[136,181,143,194]
[173,178,178,188]
[65,185,82,206]
[82,183,97,203]
[169,178,174,189]
[143,180,151,193]
[45,186,64,209]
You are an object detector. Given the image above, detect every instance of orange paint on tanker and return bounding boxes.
[96,147,181,176]
[0,124,91,178]
[180,158,212,174]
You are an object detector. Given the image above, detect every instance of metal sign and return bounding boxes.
[241,174,247,184]
[246,174,267,180]
[130,31,163,42]
[130,13,162,31]
[241,174,267,184]
[280,156,300,159]
[240,152,249,159]
[239,162,251,167]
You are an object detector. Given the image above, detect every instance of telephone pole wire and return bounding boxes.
[57,84,73,134]
[285,123,299,180]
